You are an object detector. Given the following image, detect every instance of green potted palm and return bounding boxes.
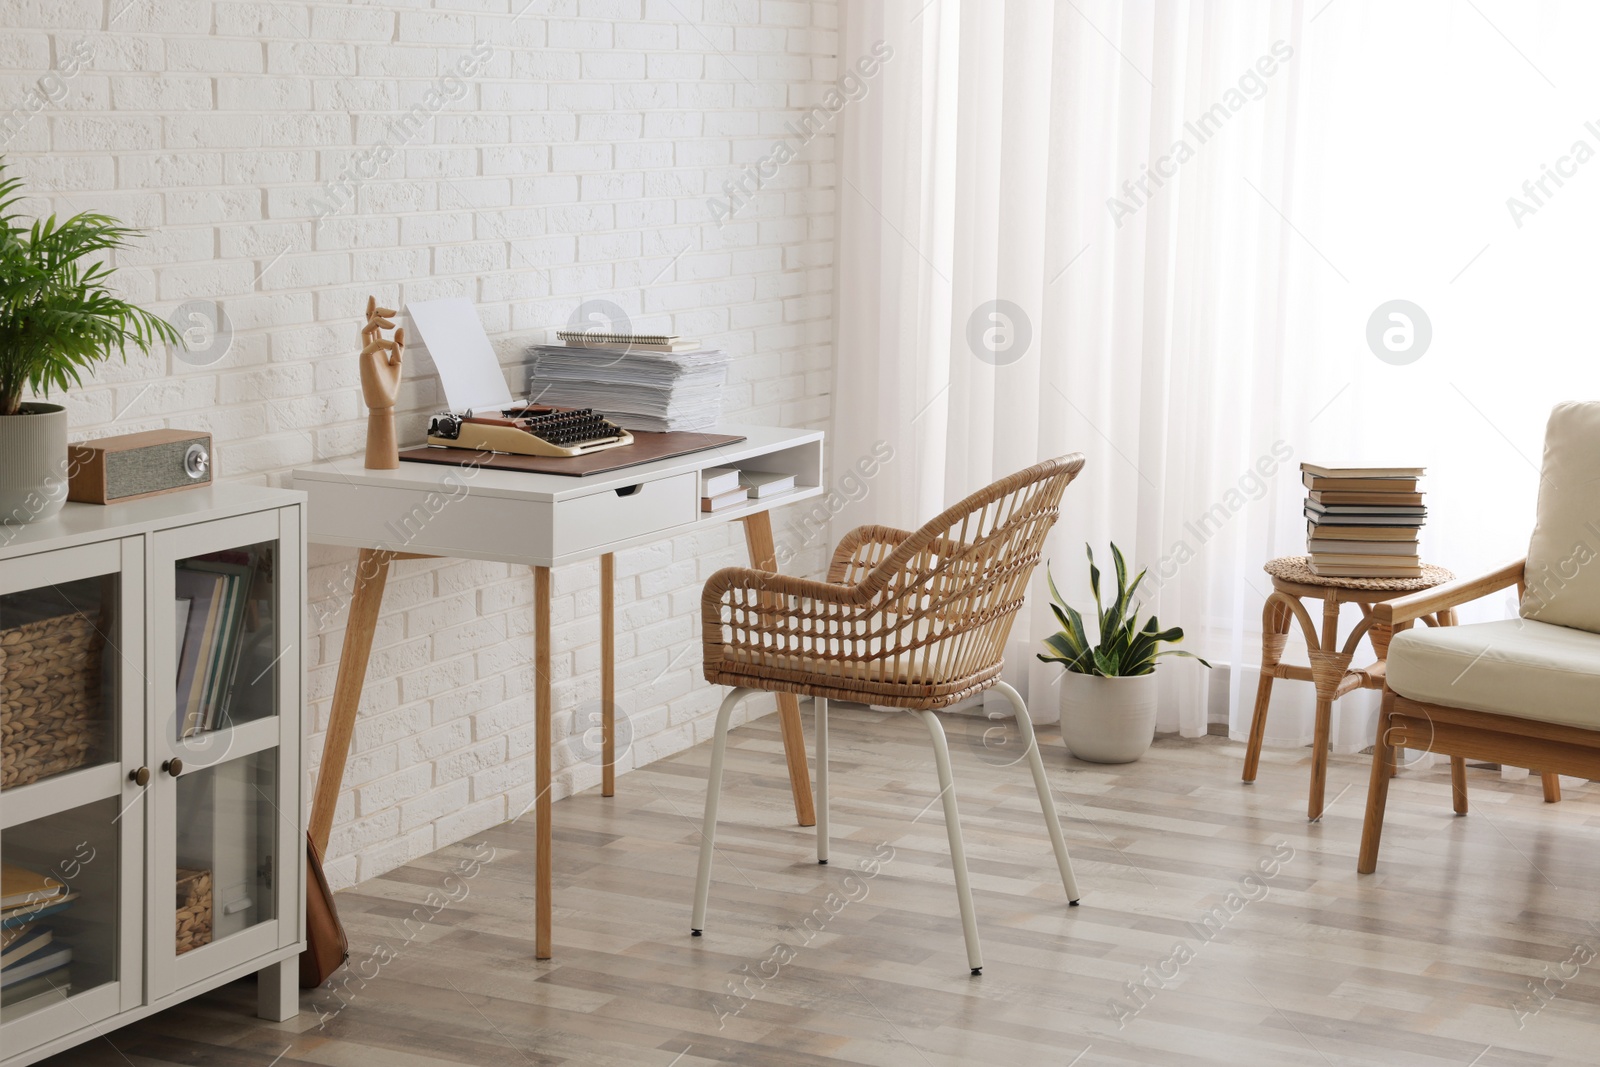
[1039,544,1210,763]
[0,160,179,524]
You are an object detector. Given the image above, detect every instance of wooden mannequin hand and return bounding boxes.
[362,296,398,348]
[359,295,404,409]
[359,330,403,410]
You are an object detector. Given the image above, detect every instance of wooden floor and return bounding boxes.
[42,701,1600,1066]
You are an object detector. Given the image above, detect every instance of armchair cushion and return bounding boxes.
[1387,618,1600,729]
[1522,400,1600,633]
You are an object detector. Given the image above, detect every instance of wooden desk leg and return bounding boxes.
[533,565,553,959]
[601,553,616,797]
[739,511,817,828]
[1242,594,1292,783]
[309,548,394,856]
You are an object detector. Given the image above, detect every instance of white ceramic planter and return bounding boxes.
[0,402,69,524]
[1059,671,1159,763]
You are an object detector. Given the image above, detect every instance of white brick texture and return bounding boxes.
[1,0,840,889]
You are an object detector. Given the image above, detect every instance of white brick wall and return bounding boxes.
[1,0,840,888]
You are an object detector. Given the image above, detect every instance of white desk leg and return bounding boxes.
[256,958,298,1021]
[533,565,553,959]
[739,511,817,827]
[601,552,616,797]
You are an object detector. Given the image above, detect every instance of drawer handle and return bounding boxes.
[129,766,150,787]
[163,758,184,778]
[614,484,643,497]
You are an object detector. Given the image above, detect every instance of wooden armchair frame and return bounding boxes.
[1358,559,1589,873]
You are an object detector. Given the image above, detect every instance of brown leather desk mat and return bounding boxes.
[398,430,746,477]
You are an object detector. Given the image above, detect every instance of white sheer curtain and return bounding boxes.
[832,0,1600,749]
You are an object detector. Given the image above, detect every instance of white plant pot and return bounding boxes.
[0,403,69,524]
[1059,671,1159,764]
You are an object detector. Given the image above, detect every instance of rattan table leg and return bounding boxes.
[1307,596,1350,821]
[1242,594,1292,783]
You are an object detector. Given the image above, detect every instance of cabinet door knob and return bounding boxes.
[129,766,150,787]
[162,758,184,777]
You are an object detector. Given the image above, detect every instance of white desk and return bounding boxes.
[292,425,824,958]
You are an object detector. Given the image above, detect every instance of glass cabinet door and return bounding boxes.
[148,508,301,996]
[0,537,144,1053]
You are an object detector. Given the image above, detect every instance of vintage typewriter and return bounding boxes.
[427,404,633,458]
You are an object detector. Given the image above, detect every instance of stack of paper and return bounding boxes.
[525,344,731,433]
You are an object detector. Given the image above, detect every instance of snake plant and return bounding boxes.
[1038,543,1211,677]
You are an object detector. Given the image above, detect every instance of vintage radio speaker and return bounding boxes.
[67,429,213,504]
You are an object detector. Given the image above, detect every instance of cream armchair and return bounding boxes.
[1359,402,1600,872]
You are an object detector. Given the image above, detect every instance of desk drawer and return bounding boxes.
[553,472,697,555]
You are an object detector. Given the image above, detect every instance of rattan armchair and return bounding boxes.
[690,455,1086,974]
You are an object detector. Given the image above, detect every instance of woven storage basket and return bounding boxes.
[0,609,106,790]
[176,868,213,954]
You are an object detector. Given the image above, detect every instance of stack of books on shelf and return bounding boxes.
[174,552,258,737]
[2,863,74,1013]
[525,331,731,433]
[1303,462,1426,578]
[700,466,797,513]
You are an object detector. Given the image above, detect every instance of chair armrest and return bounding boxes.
[701,566,868,671]
[1373,559,1526,627]
[826,525,914,584]
[703,566,863,608]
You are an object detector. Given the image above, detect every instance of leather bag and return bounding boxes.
[299,833,349,989]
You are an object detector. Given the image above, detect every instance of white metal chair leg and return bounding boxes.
[917,709,984,975]
[994,681,1080,904]
[816,696,829,865]
[691,687,755,935]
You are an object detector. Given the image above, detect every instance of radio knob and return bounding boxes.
[183,442,209,480]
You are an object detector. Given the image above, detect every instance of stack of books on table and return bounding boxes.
[525,332,731,433]
[1302,462,1426,578]
[700,466,797,513]
[2,863,74,1014]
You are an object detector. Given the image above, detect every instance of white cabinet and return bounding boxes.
[0,486,304,1067]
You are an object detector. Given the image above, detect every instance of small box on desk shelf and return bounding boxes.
[739,470,796,499]
[702,487,750,513]
[701,467,742,496]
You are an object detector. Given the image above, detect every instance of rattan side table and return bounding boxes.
[1242,555,1456,820]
